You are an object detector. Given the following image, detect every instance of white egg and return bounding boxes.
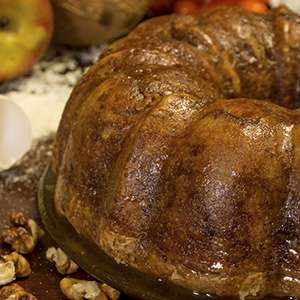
[0,98,32,170]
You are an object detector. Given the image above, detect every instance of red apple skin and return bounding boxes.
[173,0,269,15]
[149,0,174,14]
[0,0,54,82]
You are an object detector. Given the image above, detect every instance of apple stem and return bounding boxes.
[0,16,10,30]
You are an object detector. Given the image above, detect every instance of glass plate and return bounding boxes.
[38,166,281,300]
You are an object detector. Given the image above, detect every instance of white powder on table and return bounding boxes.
[0,46,104,141]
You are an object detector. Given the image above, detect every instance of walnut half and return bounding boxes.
[2,252,31,278]
[0,283,37,300]
[60,278,108,300]
[0,252,31,286]
[46,247,78,275]
[60,278,120,300]
[1,213,44,254]
[0,262,15,286]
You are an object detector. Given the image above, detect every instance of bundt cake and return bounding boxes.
[53,5,300,299]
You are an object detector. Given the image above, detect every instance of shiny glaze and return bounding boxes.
[54,6,300,298]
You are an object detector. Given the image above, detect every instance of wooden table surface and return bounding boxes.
[0,136,133,300]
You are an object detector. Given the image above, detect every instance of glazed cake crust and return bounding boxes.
[54,6,300,299]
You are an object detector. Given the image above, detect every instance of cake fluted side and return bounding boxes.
[54,6,300,298]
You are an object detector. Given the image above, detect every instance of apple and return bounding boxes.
[149,0,174,14]
[172,0,269,15]
[149,0,269,16]
[0,0,53,82]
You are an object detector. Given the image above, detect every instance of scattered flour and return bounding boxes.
[0,46,104,169]
[0,46,104,141]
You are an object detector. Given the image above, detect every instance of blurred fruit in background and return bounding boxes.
[150,0,270,15]
[52,0,270,47]
[52,0,148,47]
[150,0,174,14]
[0,0,53,82]
[174,0,269,14]
[0,0,296,83]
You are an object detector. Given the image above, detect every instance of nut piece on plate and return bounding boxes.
[0,261,15,286]
[0,283,37,300]
[100,284,120,300]
[2,252,31,278]
[1,213,44,254]
[60,278,108,300]
[46,247,79,275]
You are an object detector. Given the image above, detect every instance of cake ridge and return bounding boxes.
[54,6,300,299]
